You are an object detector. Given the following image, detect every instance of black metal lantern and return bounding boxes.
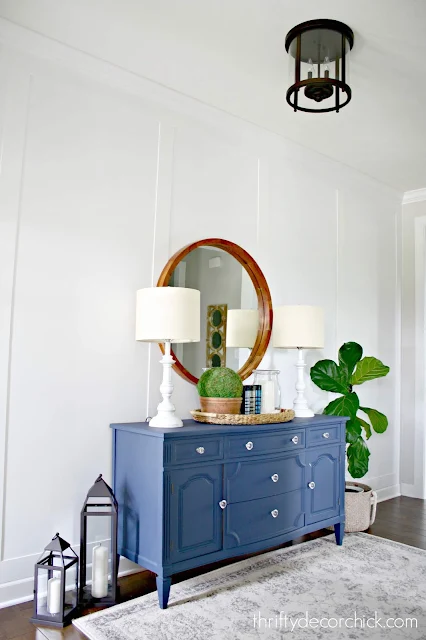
[30,533,78,628]
[79,474,119,607]
[285,19,354,113]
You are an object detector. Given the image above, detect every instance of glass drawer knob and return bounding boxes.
[292,435,299,444]
[323,432,330,439]
[219,500,227,509]
[271,509,279,518]
[245,441,254,450]
[196,447,205,454]
[271,474,279,483]
[308,481,316,489]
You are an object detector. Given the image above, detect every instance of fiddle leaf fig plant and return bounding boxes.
[310,342,390,479]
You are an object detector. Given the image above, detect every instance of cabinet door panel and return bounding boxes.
[167,465,223,563]
[306,446,340,525]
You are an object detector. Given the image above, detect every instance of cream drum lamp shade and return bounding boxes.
[272,305,324,349]
[136,287,200,343]
[226,309,259,349]
[272,305,324,418]
[135,286,200,429]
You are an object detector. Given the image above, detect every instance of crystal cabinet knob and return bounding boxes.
[271,474,279,483]
[196,447,205,454]
[219,500,227,509]
[308,481,316,489]
[271,509,279,518]
[292,435,299,444]
[245,441,254,451]
[323,432,330,439]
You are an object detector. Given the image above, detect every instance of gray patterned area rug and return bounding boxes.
[73,534,426,639]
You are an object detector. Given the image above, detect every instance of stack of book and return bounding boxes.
[242,385,262,415]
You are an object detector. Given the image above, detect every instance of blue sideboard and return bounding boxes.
[111,415,347,609]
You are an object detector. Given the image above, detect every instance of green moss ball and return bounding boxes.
[197,367,243,398]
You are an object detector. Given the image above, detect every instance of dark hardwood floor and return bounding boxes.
[1,496,424,640]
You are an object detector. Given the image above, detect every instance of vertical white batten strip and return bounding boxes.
[256,158,261,248]
[335,189,339,355]
[394,203,402,496]
[411,215,426,498]
[1,75,34,561]
[146,122,163,419]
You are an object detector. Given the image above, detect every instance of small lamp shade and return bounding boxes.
[136,287,200,343]
[273,305,324,349]
[226,309,259,348]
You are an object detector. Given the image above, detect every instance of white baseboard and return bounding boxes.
[0,556,143,610]
[400,483,425,499]
[376,484,401,502]
[0,576,33,609]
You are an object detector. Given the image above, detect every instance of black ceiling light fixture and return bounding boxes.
[285,19,354,113]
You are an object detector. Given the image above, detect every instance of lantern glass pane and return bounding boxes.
[86,513,114,598]
[64,562,78,614]
[288,28,344,65]
[342,44,351,84]
[36,565,62,619]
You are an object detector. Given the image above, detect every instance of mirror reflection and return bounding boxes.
[169,247,259,378]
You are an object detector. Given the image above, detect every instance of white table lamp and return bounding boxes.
[273,305,324,417]
[226,309,259,349]
[136,287,200,428]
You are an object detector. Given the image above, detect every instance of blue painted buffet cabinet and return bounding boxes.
[111,415,347,609]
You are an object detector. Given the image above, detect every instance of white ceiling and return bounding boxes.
[0,0,425,192]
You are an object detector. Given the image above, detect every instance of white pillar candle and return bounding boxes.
[92,544,108,598]
[47,576,61,614]
[261,380,275,413]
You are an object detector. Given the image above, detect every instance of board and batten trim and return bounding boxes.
[0,16,402,609]
[146,122,176,419]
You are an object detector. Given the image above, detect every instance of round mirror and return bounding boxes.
[157,238,272,384]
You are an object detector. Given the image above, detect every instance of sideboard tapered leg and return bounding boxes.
[334,522,345,546]
[156,575,172,609]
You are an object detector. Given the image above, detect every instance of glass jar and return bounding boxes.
[253,370,281,414]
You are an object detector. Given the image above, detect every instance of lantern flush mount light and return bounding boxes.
[285,19,354,113]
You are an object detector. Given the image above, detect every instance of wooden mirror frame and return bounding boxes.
[157,238,273,385]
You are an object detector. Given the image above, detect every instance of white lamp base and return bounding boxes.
[293,348,315,418]
[149,341,184,429]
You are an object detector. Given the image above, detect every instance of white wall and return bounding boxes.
[0,20,402,606]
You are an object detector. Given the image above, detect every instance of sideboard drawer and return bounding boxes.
[226,429,305,459]
[306,424,341,447]
[225,452,305,503]
[224,489,304,548]
[168,437,224,465]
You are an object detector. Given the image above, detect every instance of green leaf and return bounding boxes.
[323,392,360,419]
[360,407,388,434]
[351,357,390,385]
[310,359,349,394]
[338,342,363,378]
[357,416,372,440]
[346,418,362,444]
[347,436,370,478]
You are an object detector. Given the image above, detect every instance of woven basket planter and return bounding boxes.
[345,482,377,532]
[199,397,242,414]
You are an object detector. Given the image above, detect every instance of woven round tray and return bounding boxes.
[190,408,295,425]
